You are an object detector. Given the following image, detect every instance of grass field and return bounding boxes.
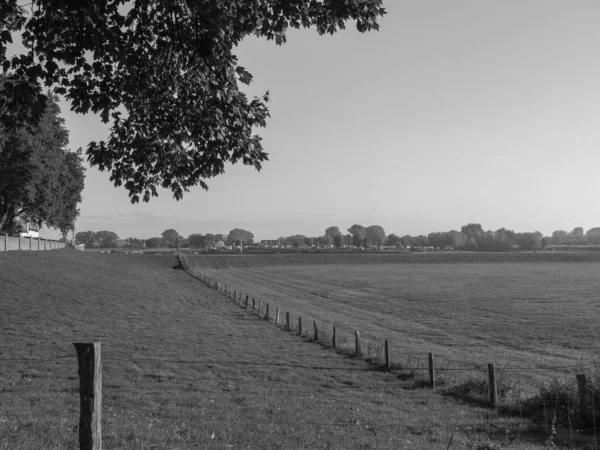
[184,253,600,393]
[0,250,595,449]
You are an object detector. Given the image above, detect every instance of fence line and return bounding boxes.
[0,233,67,252]
[178,254,599,408]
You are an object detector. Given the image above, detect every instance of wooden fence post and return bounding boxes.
[259,300,263,317]
[245,296,248,308]
[29,237,32,250]
[488,363,497,407]
[18,237,21,250]
[276,308,280,325]
[313,320,318,341]
[577,374,587,421]
[265,303,269,320]
[298,317,302,335]
[385,340,391,370]
[252,298,255,312]
[286,312,290,331]
[429,353,435,388]
[355,331,361,357]
[74,342,102,450]
[3,234,6,251]
[333,326,336,348]
[37,237,40,250]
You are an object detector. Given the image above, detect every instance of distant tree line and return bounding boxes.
[76,224,600,251]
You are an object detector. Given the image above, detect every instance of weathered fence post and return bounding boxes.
[276,308,280,325]
[74,342,102,450]
[429,353,435,388]
[37,237,40,250]
[245,296,248,308]
[259,300,263,317]
[234,289,236,299]
[265,303,269,320]
[252,298,255,312]
[488,363,497,407]
[333,326,336,348]
[18,237,21,250]
[286,312,290,331]
[355,331,361,357]
[313,320,318,341]
[29,237,32,250]
[577,374,587,421]
[385,340,391,370]
[298,317,302,335]
[3,234,6,252]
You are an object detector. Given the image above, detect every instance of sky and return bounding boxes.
[15,1,600,240]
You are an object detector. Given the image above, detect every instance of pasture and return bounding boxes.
[185,252,600,393]
[0,249,554,449]
[1,250,597,449]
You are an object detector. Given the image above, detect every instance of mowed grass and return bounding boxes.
[0,250,556,449]
[185,253,600,394]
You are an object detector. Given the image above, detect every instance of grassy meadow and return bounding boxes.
[185,253,600,394]
[2,249,599,448]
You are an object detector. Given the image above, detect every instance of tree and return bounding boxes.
[362,237,372,248]
[516,231,543,250]
[586,228,600,245]
[95,230,119,248]
[1,1,385,203]
[125,238,145,249]
[386,234,401,248]
[75,231,96,248]
[348,224,366,247]
[400,235,414,247]
[365,225,386,249]
[325,226,341,239]
[227,228,254,246]
[333,234,343,248]
[344,234,353,247]
[319,235,334,246]
[569,227,585,245]
[0,88,85,235]
[550,230,569,246]
[161,229,182,248]
[145,237,164,248]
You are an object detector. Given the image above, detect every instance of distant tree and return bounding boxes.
[161,229,182,248]
[365,225,386,249]
[386,233,401,248]
[145,237,164,248]
[550,230,569,245]
[203,234,216,249]
[286,234,307,247]
[460,223,484,245]
[319,234,334,246]
[126,238,145,249]
[586,227,600,245]
[348,224,366,247]
[95,230,119,248]
[344,234,353,247]
[427,231,453,249]
[516,231,543,250]
[400,235,414,247]
[478,231,511,252]
[541,237,548,248]
[333,234,343,248]
[449,231,468,249]
[75,231,96,248]
[325,226,342,239]
[413,235,429,247]
[362,237,372,248]
[569,227,585,245]
[227,228,254,246]
[188,234,205,248]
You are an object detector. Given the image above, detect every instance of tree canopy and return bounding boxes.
[1,0,386,203]
[0,87,85,235]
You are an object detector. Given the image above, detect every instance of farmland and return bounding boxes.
[1,249,598,449]
[185,252,600,392]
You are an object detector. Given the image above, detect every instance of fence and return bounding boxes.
[0,234,66,252]
[178,254,599,407]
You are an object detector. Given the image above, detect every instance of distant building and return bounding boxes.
[16,217,40,238]
[214,240,226,249]
[260,239,279,248]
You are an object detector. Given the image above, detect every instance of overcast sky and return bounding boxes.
[30,1,600,240]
